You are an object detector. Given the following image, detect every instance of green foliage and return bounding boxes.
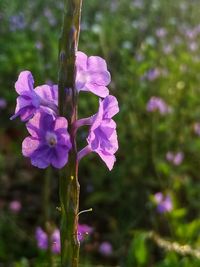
[127,232,149,266]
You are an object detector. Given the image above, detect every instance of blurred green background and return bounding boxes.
[1,0,200,266]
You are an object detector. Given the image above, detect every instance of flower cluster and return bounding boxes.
[35,224,93,253]
[11,51,119,170]
[35,227,60,254]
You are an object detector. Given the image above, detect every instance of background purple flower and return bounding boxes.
[156,28,167,38]
[44,8,57,26]
[99,241,113,256]
[35,41,43,50]
[9,13,26,31]
[0,98,7,109]
[154,192,173,213]
[51,229,60,254]
[163,44,173,55]
[146,68,160,81]
[166,151,174,162]
[146,96,171,114]
[76,51,111,97]
[22,111,71,169]
[9,200,22,213]
[35,227,60,254]
[194,123,200,135]
[35,227,48,251]
[35,224,92,253]
[173,152,184,165]
[166,151,184,165]
[78,224,93,242]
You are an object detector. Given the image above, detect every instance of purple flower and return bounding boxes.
[51,229,60,254]
[156,28,167,38]
[189,42,198,52]
[78,96,119,170]
[76,51,111,97]
[146,68,160,81]
[22,111,71,169]
[163,44,173,55]
[166,151,184,165]
[132,0,144,9]
[154,192,173,213]
[135,53,144,62]
[0,98,7,109]
[35,84,58,115]
[173,153,184,165]
[35,227,60,254]
[35,224,92,254]
[194,123,200,135]
[166,152,174,162]
[9,200,22,213]
[35,227,48,250]
[78,224,93,242]
[11,71,58,121]
[146,96,171,114]
[99,242,113,256]
[185,28,197,40]
[35,41,43,50]
[10,71,40,121]
[9,13,26,31]
[44,8,57,26]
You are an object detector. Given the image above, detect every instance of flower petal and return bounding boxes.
[26,111,54,137]
[10,96,35,121]
[102,95,119,119]
[88,56,107,72]
[50,146,69,168]
[76,51,88,70]
[35,84,58,105]
[30,145,51,169]
[90,71,111,86]
[22,137,40,157]
[85,83,109,98]
[54,117,68,131]
[108,130,119,154]
[54,117,71,147]
[97,151,116,170]
[20,107,37,121]
[15,96,32,113]
[15,71,34,95]
[40,111,55,132]
[31,156,50,169]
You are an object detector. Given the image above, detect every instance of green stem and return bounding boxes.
[58,1,82,266]
[43,168,53,267]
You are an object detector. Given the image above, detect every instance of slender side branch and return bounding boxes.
[58,0,83,266]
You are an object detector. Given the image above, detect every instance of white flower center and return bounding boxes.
[45,131,57,147]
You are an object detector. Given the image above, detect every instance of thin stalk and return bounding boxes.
[58,0,83,266]
[43,168,53,267]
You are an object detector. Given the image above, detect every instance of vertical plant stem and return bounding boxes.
[58,0,82,266]
[43,168,53,267]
